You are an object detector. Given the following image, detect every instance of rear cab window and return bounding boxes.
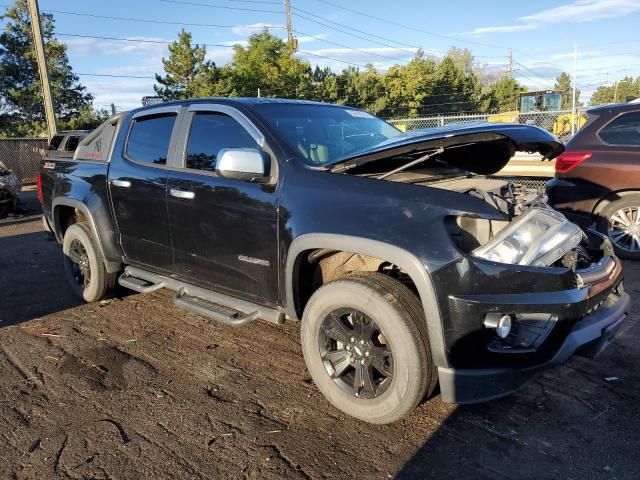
[599,111,640,146]
[64,135,82,152]
[126,113,177,165]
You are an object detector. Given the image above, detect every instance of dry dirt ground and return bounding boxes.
[0,191,639,479]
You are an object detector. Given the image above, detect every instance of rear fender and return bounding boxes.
[52,197,122,273]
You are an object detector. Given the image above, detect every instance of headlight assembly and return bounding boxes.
[472,207,584,267]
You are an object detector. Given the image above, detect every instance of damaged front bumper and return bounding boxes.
[434,253,629,404]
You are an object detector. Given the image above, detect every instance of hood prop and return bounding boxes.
[377,147,445,180]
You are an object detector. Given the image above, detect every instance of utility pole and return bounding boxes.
[283,0,297,50]
[571,43,577,136]
[110,103,116,116]
[506,49,513,77]
[27,0,57,139]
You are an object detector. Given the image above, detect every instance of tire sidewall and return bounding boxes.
[62,223,105,302]
[598,196,640,260]
[301,279,426,424]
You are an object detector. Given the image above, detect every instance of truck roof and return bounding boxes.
[129,97,346,115]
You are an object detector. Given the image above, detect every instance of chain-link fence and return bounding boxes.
[388,108,588,142]
[0,138,48,184]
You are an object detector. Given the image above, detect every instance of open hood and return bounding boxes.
[329,123,564,175]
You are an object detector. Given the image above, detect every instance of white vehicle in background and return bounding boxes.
[0,160,21,218]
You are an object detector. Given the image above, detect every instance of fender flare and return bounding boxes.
[285,233,449,367]
[52,197,122,273]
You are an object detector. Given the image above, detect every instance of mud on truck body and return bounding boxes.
[38,98,629,424]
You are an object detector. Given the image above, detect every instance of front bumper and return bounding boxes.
[438,287,630,404]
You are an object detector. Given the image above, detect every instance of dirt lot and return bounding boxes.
[0,191,639,479]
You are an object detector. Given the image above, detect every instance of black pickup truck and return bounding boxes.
[39,98,630,424]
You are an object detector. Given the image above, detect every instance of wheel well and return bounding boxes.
[293,249,418,318]
[592,189,640,217]
[55,206,88,239]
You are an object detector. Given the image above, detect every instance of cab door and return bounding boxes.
[108,106,182,273]
[166,104,279,305]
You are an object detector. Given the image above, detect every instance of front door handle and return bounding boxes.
[170,189,195,200]
[111,179,131,188]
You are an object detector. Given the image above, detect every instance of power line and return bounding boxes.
[55,32,236,49]
[77,72,156,79]
[38,7,286,30]
[295,30,414,63]
[292,9,421,53]
[297,50,368,69]
[158,0,281,13]
[311,0,511,51]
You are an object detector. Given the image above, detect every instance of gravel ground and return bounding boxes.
[0,190,638,479]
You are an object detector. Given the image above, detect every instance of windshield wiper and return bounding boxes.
[377,147,445,180]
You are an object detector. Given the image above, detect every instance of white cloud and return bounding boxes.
[467,0,640,35]
[469,24,539,35]
[231,23,283,36]
[297,33,329,44]
[521,0,640,23]
[64,36,170,56]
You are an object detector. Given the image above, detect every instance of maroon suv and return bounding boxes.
[548,99,640,259]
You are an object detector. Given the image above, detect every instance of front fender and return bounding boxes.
[285,233,449,368]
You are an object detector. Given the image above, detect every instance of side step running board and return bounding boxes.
[117,266,285,325]
[174,288,259,326]
[118,272,165,293]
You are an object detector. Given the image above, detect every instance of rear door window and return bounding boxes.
[599,111,640,146]
[126,113,177,165]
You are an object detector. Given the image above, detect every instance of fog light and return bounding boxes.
[484,313,513,339]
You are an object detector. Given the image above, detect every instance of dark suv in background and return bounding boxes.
[549,99,640,259]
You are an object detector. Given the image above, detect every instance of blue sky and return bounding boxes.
[5,0,640,111]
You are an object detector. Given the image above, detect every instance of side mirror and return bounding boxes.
[216,148,270,182]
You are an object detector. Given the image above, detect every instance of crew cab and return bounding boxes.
[39,98,629,424]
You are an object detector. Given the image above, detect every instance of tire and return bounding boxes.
[62,223,117,302]
[300,272,437,424]
[596,195,640,260]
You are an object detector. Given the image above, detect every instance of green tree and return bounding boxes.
[554,72,581,108]
[0,0,95,136]
[154,29,222,100]
[482,76,525,113]
[590,76,640,105]
[228,31,313,98]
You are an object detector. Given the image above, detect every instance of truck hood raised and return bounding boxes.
[328,123,564,175]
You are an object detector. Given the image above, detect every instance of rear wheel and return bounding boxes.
[63,223,117,302]
[597,196,640,260]
[301,272,437,424]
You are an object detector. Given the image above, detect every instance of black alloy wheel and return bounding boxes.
[318,308,394,399]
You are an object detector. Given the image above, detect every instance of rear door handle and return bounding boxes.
[170,189,195,200]
[111,179,131,188]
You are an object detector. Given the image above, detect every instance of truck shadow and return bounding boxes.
[0,229,83,326]
[396,259,640,479]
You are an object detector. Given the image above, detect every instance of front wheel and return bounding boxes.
[301,272,437,424]
[62,223,117,302]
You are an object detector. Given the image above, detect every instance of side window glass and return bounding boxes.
[186,112,258,172]
[64,136,80,152]
[600,111,640,146]
[48,135,64,150]
[126,113,177,164]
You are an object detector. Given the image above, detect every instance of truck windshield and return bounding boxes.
[254,103,401,166]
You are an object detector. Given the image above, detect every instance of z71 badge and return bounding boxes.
[43,162,56,170]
